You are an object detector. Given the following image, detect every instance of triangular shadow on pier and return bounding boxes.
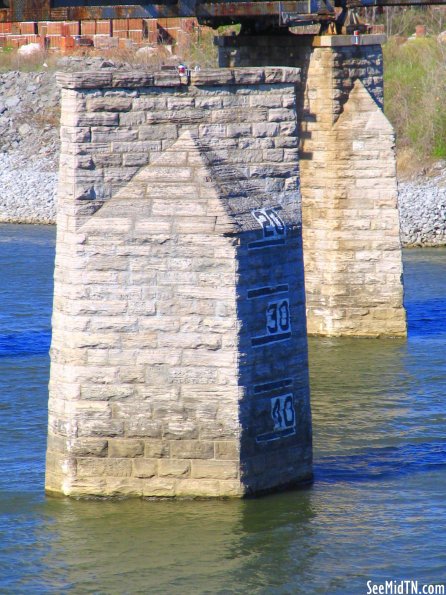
[81,130,301,236]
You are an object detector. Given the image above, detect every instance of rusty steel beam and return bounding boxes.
[1,0,446,25]
[353,0,446,5]
[0,0,335,22]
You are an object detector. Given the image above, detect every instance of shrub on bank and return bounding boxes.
[384,36,446,169]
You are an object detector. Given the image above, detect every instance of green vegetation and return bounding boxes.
[179,25,240,68]
[384,36,446,169]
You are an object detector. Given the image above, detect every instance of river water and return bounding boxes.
[0,224,445,594]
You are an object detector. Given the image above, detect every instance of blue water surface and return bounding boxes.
[0,225,445,594]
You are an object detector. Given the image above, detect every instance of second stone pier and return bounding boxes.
[219,34,407,337]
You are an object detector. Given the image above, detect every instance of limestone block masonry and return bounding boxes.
[45,67,313,498]
[219,35,407,337]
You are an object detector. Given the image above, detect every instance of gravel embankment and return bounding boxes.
[0,57,148,225]
[1,63,446,245]
[398,171,446,246]
[0,151,57,224]
[0,68,60,224]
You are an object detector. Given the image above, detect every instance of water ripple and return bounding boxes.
[1,227,446,593]
[315,441,446,484]
[0,330,51,357]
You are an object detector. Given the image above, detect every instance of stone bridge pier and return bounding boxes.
[218,34,407,337]
[46,67,313,498]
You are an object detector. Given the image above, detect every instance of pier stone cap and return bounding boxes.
[216,33,386,48]
[56,67,301,90]
[313,34,387,47]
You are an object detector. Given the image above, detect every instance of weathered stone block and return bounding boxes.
[144,440,170,458]
[133,459,157,478]
[174,479,221,497]
[104,478,143,497]
[76,457,132,478]
[87,97,133,112]
[108,439,144,458]
[191,460,238,480]
[76,113,119,127]
[169,440,215,460]
[214,441,238,460]
[163,421,199,440]
[141,477,177,497]
[127,419,163,438]
[112,72,155,87]
[77,420,125,438]
[158,459,190,477]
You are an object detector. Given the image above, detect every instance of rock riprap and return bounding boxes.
[0,151,57,224]
[0,59,126,225]
[398,167,446,246]
[0,69,59,224]
[0,70,60,156]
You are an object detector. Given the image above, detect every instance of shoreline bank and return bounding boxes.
[1,69,446,246]
[2,154,445,248]
[398,171,446,247]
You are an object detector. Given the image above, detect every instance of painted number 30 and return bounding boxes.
[266,299,290,335]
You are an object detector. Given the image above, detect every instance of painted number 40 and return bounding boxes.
[256,393,297,443]
[271,394,296,432]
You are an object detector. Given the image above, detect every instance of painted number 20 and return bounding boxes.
[248,207,287,250]
[252,208,286,240]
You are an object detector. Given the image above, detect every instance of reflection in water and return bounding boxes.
[309,336,409,455]
[1,226,446,594]
[30,493,318,594]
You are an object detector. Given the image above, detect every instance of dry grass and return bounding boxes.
[0,43,191,74]
[0,23,225,73]
[176,28,218,68]
[0,46,59,72]
[32,105,61,129]
[85,44,179,69]
[396,147,430,179]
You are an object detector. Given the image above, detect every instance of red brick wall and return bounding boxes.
[0,18,201,52]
